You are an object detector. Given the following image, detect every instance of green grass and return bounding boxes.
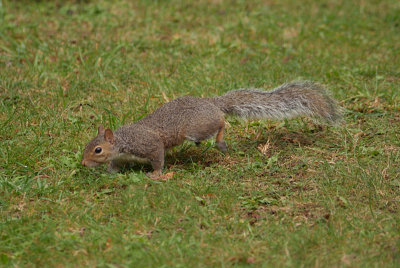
[1,0,400,266]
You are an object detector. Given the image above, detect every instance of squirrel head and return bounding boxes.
[81,125,117,168]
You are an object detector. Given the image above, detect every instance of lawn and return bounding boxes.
[1,0,399,266]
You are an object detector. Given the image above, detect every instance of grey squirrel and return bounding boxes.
[81,81,342,178]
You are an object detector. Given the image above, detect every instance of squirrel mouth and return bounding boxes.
[81,159,102,167]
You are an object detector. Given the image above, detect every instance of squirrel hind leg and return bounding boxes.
[215,124,227,153]
[149,148,165,178]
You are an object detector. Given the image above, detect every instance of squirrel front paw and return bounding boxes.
[107,162,121,173]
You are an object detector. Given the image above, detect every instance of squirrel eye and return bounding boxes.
[95,147,102,154]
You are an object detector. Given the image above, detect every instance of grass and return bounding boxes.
[1,0,400,266]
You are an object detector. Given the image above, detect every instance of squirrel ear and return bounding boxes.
[98,125,105,135]
[104,129,114,144]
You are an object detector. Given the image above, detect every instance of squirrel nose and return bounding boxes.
[81,159,86,166]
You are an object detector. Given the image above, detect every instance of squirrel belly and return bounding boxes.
[81,81,342,178]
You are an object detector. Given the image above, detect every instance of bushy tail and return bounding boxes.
[210,81,342,124]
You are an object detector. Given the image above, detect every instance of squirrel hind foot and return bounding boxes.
[147,170,162,179]
[217,141,228,153]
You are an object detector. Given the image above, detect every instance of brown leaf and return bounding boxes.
[158,172,175,181]
[283,27,299,39]
[257,138,271,156]
[246,257,256,264]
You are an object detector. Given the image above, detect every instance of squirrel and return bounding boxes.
[81,81,342,178]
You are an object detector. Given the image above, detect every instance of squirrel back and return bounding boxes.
[82,81,342,178]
